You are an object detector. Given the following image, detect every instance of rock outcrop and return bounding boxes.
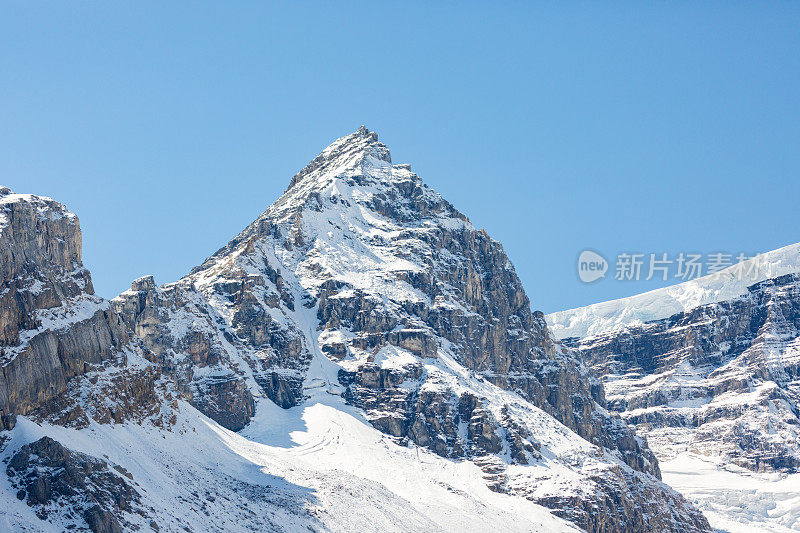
[0,189,176,530]
[111,261,308,430]
[7,436,144,533]
[0,188,133,419]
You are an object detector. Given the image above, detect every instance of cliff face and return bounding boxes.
[6,436,144,533]
[567,273,800,474]
[111,128,709,532]
[113,275,262,431]
[0,188,178,532]
[0,188,133,422]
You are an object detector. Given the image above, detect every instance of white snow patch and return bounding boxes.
[662,453,800,533]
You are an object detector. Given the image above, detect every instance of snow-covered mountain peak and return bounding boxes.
[2,136,713,531]
[189,127,464,281]
[285,125,392,192]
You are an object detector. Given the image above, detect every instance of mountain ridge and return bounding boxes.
[0,128,710,532]
[547,241,800,339]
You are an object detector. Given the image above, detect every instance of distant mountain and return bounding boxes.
[547,242,800,339]
[0,130,709,532]
[553,246,800,532]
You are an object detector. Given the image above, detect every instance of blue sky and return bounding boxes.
[2,3,799,313]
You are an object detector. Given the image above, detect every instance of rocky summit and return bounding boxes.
[0,129,711,532]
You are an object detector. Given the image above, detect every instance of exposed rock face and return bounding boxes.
[0,188,134,418]
[0,189,176,531]
[113,276,259,430]
[567,273,800,473]
[524,467,712,533]
[109,128,708,532]
[111,263,307,430]
[31,363,179,429]
[6,436,144,533]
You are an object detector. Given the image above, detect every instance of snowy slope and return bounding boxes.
[0,399,577,532]
[547,242,800,339]
[662,454,800,533]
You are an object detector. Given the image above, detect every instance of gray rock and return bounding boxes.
[0,190,134,418]
[0,127,714,533]
[6,436,143,532]
[568,273,800,473]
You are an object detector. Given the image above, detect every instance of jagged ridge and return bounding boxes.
[0,128,712,532]
[113,127,709,532]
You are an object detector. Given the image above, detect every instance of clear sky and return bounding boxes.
[2,3,799,313]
